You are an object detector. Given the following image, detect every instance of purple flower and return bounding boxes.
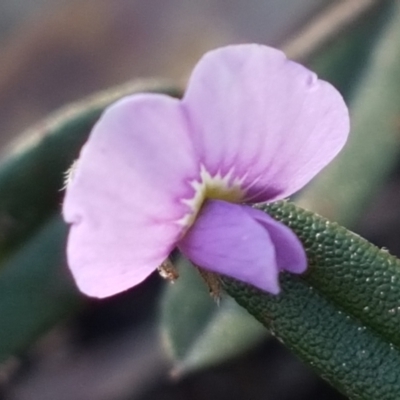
[63,44,349,298]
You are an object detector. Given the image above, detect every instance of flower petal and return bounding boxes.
[178,200,281,294]
[63,94,198,298]
[244,207,307,274]
[183,44,349,202]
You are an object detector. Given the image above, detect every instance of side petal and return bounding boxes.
[244,206,307,274]
[63,94,198,298]
[178,200,281,294]
[182,44,349,202]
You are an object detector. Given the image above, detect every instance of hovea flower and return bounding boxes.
[63,44,349,298]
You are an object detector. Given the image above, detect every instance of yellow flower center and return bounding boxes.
[178,166,246,228]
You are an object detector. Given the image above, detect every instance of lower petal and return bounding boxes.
[244,206,307,274]
[178,200,281,294]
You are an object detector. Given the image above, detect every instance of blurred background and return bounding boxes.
[0,0,332,149]
[0,1,398,399]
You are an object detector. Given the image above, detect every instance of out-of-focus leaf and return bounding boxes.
[299,1,400,226]
[223,200,400,400]
[0,216,78,363]
[0,80,181,361]
[160,258,265,376]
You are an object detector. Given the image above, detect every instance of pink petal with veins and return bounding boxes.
[183,44,349,202]
[63,94,198,297]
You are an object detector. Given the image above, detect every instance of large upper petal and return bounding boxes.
[63,94,198,298]
[182,44,350,202]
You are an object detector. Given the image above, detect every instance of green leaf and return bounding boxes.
[224,276,400,400]
[309,2,392,102]
[223,200,400,400]
[262,201,400,347]
[160,258,266,376]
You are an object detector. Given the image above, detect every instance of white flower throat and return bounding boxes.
[178,165,246,228]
